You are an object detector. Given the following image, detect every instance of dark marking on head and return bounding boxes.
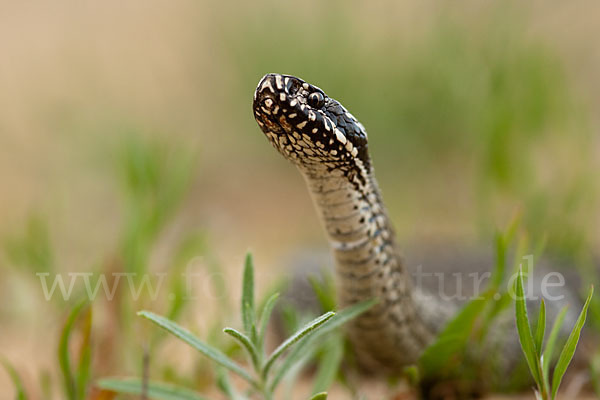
[252,73,371,175]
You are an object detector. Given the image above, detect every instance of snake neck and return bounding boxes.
[299,162,437,369]
[251,73,442,369]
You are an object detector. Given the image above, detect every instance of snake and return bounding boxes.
[250,73,589,376]
[251,73,457,371]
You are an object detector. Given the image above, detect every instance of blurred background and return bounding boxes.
[0,0,598,398]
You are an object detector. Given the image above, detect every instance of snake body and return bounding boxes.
[252,73,449,370]
[251,72,597,390]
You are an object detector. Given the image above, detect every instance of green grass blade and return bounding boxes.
[491,232,506,289]
[138,311,256,386]
[479,290,514,342]
[1,359,28,400]
[312,335,344,393]
[222,328,260,372]
[269,299,376,391]
[262,311,335,379]
[97,378,209,400]
[258,293,279,352]
[268,330,317,392]
[542,306,567,383]
[76,306,93,400]
[59,300,88,400]
[420,295,488,377]
[307,298,377,338]
[514,268,541,385]
[244,302,258,345]
[512,236,531,276]
[535,299,546,355]
[308,392,328,400]
[551,286,594,400]
[308,273,337,312]
[242,252,255,337]
[216,368,238,400]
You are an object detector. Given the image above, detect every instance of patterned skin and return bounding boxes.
[251,73,597,394]
[252,73,441,370]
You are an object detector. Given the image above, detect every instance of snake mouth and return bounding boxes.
[253,74,327,155]
[252,73,320,134]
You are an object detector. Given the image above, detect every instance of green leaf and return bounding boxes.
[514,268,541,385]
[244,302,258,346]
[479,289,513,342]
[534,299,546,355]
[269,299,376,391]
[58,299,89,400]
[312,335,344,393]
[551,286,594,400]
[76,306,93,400]
[258,293,280,352]
[242,252,255,337]
[420,296,488,377]
[97,378,209,400]
[1,358,27,400]
[269,331,318,392]
[223,328,260,372]
[491,231,506,289]
[138,311,256,386]
[308,273,337,312]
[216,368,238,400]
[513,237,531,276]
[306,299,377,338]
[542,306,567,388]
[308,392,328,400]
[263,311,335,379]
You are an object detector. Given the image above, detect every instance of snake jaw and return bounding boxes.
[253,73,371,171]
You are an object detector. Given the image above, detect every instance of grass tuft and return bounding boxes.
[514,267,594,400]
[113,254,374,400]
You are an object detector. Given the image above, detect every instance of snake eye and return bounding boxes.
[307,92,325,108]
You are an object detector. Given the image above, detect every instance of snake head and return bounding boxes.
[253,73,370,171]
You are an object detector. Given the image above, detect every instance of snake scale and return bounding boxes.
[251,73,586,375]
